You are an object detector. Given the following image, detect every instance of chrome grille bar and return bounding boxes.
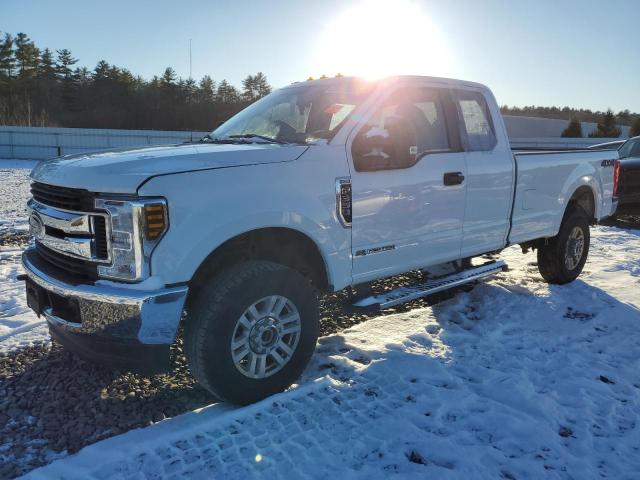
[27,199,111,263]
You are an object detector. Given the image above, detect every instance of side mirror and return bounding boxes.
[352,117,417,172]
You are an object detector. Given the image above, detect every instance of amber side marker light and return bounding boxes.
[143,203,167,240]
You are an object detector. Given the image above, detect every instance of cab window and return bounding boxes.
[351,87,450,171]
[453,90,497,151]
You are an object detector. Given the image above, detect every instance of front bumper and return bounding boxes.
[22,247,189,372]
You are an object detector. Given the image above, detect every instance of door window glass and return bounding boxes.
[454,90,496,151]
[352,87,450,171]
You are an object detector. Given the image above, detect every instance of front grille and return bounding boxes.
[31,182,95,211]
[93,216,109,260]
[35,242,98,281]
[30,182,111,275]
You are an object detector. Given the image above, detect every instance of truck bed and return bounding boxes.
[508,149,617,244]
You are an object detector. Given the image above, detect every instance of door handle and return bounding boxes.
[443,172,465,186]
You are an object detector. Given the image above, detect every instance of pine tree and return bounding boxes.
[217,79,239,103]
[54,49,78,111]
[631,117,640,138]
[242,72,271,102]
[588,109,622,138]
[183,77,197,103]
[561,117,582,138]
[76,67,91,85]
[198,75,216,102]
[93,60,111,80]
[253,72,271,98]
[35,48,58,110]
[38,48,57,79]
[14,32,39,79]
[241,74,256,101]
[55,48,77,79]
[161,67,177,86]
[0,33,15,79]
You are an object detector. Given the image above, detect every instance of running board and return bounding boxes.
[352,260,507,311]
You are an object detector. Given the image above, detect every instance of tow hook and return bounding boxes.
[16,274,27,281]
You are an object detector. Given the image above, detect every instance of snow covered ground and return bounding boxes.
[1,159,640,479]
[0,160,47,352]
[0,159,36,235]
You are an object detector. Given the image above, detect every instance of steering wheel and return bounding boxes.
[273,120,297,139]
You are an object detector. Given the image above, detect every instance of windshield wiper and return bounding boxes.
[228,134,287,144]
[198,134,248,144]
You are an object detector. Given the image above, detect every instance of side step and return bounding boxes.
[352,260,507,311]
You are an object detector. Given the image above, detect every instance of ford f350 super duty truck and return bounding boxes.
[21,76,618,404]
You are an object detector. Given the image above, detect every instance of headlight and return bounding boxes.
[94,198,168,281]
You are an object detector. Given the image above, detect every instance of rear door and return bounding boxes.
[452,88,515,257]
[348,83,468,283]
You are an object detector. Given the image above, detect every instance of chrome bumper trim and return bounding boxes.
[22,248,188,344]
[43,307,82,330]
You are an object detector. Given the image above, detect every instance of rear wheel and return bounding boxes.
[537,207,590,284]
[185,260,319,405]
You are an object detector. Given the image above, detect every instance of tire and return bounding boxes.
[185,260,319,405]
[537,207,590,284]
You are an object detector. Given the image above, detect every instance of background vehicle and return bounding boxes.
[588,140,626,150]
[615,136,640,214]
[21,76,618,404]
[590,136,640,214]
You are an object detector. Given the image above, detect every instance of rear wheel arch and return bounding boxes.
[566,185,596,223]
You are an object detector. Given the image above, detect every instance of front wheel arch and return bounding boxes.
[187,227,331,302]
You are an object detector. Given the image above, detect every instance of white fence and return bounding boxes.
[0,121,627,160]
[0,126,209,160]
[503,115,630,139]
[509,137,622,150]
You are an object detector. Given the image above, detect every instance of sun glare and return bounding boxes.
[315,0,451,80]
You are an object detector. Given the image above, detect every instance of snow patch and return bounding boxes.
[26,227,640,479]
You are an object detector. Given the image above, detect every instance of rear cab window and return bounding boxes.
[453,89,497,151]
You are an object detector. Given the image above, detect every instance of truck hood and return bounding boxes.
[30,143,309,193]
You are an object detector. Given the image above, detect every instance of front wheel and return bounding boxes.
[537,207,591,284]
[185,261,319,405]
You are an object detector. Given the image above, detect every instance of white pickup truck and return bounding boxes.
[22,76,618,404]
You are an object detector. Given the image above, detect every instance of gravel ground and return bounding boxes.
[0,201,637,477]
[0,248,463,478]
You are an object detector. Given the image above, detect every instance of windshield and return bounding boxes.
[618,138,639,159]
[210,84,370,144]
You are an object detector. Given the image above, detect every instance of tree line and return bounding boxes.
[0,31,271,131]
[1,31,639,137]
[501,105,640,138]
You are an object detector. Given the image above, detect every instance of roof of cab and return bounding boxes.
[281,75,490,92]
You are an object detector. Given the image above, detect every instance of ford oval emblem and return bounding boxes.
[29,213,46,241]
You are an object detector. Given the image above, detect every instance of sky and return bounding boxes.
[2,0,639,112]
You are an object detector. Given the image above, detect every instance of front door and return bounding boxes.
[348,85,468,284]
